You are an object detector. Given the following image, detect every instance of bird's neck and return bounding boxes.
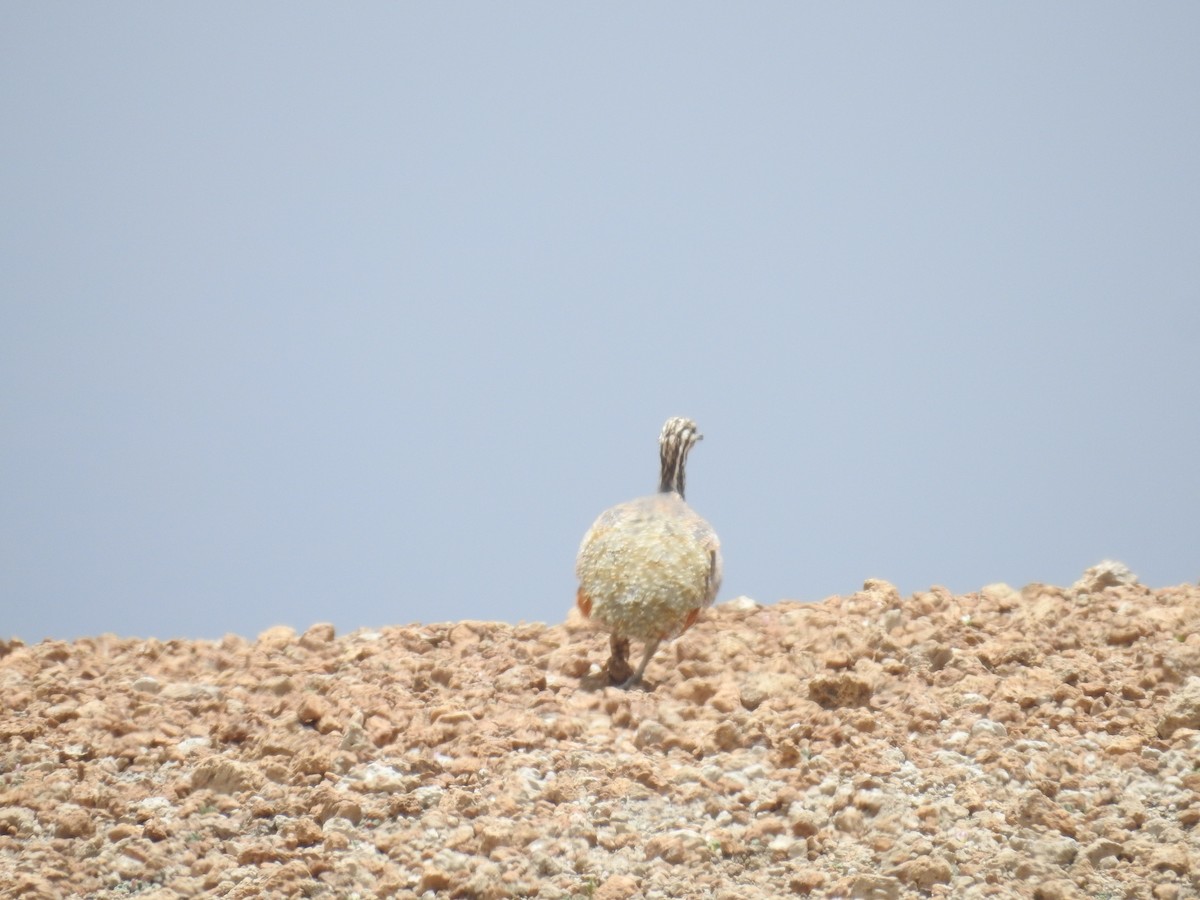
[658,447,688,498]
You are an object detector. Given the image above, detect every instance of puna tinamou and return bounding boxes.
[575,417,723,687]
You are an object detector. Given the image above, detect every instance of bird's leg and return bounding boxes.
[606,634,633,685]
[621,639,661,689]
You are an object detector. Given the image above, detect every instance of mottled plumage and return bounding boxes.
[575,417,722,687]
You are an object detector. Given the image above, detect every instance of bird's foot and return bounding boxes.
[617,673,652,691]
[605,656,634,686]
[605,635,633,685]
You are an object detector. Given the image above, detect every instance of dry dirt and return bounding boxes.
[2,561,1199,900]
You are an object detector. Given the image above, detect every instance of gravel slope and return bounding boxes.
[2,562,1198,899]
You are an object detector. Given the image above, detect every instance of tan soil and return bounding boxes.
[1,561,1198,899]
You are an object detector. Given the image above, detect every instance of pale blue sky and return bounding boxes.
[3,5,1198,641]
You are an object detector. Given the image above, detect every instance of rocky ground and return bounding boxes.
[1,561,1199,899]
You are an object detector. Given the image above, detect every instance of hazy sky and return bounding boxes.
[3,5,1198,642]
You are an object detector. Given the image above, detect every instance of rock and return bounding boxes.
[296,693,331,728]
[970,718,1008,740]
[1084,838,1123,865]
[723,596,760,611]
[838,873,902,899]
[1031,836,1079,865]
[789,807,823,837]
[351,762,415,794]
[131,675,162,694]
[1034,880,1082,900]
[634,719,668,749]
[262,674,296,695]
[906,641,953,671]
[1150,842,1191,875]
[977,640,1041,668]
[1157,676,1200,738]
[1072,560,1139,594]
[52,804,94,838]
[494,664,547,693]
[594,874,640,900]
[892,854,952,889]
[316,797,363,826]
[256,625,297,649]
[161,682,221,701]
[789,869,827,894]
[644,830,709,864]
[417,867,454,893]
[190,759,263,794]
[740,672,800,711]
[0,807,37,837]
[299,622,336,649]
[808,672,873,708]
[981,582,1019,605]
[862,579,902,605]
[339,710,370,751]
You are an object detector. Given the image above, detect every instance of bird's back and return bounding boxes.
[575,492,722,642]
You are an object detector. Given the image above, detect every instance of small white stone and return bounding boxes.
[944,730,970,749]
[131,676,162,694]
[970,719,1008,739]
[355,762,416,793]
[724,596,760,611]
[768,834,794,854]
[161,682,221,701]
[323,816,357,835]
[879,609,903,633]
[1072,560,1138,594]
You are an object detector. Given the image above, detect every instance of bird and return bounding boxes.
[575,417,723,687]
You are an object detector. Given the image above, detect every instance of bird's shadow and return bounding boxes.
[576,669,657,693]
